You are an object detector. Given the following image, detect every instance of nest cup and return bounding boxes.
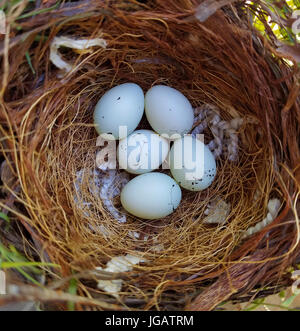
[0,1,299,310]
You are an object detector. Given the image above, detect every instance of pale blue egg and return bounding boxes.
[145,85,194,138]
[121,173,182,219]
[94,83,144,140]
[117,130,169,174]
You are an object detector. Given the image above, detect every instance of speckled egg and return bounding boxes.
[169,135,217,191]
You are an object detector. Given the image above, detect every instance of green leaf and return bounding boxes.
[0,242,59,286]
[1,261,59,270]
[1,0,35,12]
[282,294,297,307]
[244,298,265,311]
[0,212,10,223]
[25,51,35,75]
[67,278,78,311]
[34,34,49,42]
[16,1,61,20]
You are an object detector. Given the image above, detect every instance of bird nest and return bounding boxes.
[0,0,299,311]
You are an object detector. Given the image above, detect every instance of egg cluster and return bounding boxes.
[94,83,217,220]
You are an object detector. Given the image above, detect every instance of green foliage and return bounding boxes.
[0,0,61,18]
[0,0,35,12]
[0,212,10,231]
[16,1,61,20]
[25,51,35,75]
[67,278,78,311]
[250,0,300,44]
[244,298,265,311]
[0,241,59,286]
[281,294,298,308]
[0,213,9,223]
